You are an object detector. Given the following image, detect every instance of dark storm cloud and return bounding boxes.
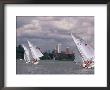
[16,16,94,58]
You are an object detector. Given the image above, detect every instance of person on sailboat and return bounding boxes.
[31,57,40,64]
[71,33,94,69]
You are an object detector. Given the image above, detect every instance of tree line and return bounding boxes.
[16,45,75,61]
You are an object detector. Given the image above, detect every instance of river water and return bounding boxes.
[16,60,94,74]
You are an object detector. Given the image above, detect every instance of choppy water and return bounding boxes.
[16,60,94,74]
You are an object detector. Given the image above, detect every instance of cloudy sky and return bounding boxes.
[16,16,94,54]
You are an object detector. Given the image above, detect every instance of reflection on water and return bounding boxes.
[16,60,94,74]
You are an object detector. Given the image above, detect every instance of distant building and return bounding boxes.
[65,47,70,54]
[56,43,62,53]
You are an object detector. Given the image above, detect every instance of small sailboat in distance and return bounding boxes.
[22,44,31,63]
[27,40,43,64]
[71,33,94,68]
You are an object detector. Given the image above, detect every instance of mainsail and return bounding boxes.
[27,40,43,61]
[71,33,94,61]
[22,44,31,63]
[71,33,94,68]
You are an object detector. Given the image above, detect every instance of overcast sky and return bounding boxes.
[16,16,94,54]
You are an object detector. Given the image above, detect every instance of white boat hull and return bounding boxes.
[81,60,94,68]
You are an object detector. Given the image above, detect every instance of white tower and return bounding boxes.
[57,43,62,53]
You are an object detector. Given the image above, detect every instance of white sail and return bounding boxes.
[22,44,31,63]
[27,40,43,61]
[71,33,94,61]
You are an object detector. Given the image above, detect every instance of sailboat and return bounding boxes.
[22,44,31,63]
[27,40,44,64]
[71,33,94,68]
